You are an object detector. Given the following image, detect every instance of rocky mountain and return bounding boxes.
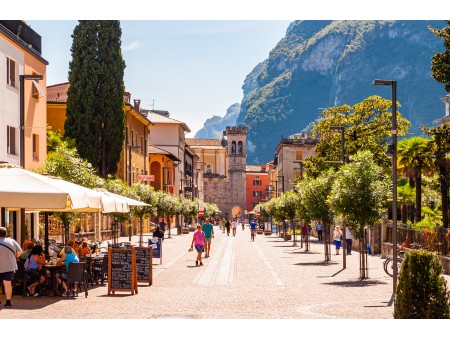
[195,103,240,139]
[234,20,448,164]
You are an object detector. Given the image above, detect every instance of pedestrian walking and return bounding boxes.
[316,221,323,242]
[225,219,231,236]
[202,218,214,258]
[221,218,226,233]
[231,219,238,236]
[190,225,205,266]
[0,226,23,308]
[345,226,353,255]
[159,219,167,238]
[250,219,257,241]
[333,225,343,255]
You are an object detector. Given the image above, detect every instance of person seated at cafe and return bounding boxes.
[24,244,46,297]
[55,245,79,297]
[19,240,34,260]
[153,225,164,241]
[78,240,91,257]
[59,240,79,257]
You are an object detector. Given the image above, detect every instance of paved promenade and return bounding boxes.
[1,226,404,321]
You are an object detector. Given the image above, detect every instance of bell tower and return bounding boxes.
[225,126,248,218]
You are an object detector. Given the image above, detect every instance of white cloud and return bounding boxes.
[123,41,142,51]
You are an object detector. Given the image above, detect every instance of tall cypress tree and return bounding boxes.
[65,20,126,177]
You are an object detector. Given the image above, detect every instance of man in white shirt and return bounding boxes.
[0,227,23,308]
[345,226,353,255]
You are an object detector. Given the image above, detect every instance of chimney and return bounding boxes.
[133,99,141,112]
[124,92,131,104]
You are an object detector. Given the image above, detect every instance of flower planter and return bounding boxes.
[264,230,272,236]
[256,230,264,235]
[181,228,190,234]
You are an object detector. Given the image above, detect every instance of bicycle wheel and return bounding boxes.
[385,257,402,277]
[383,257,391,274]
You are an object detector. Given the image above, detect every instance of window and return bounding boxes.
[296,150,303,161]
[32,134,39,161]
[231,141,236,154]
[238,141,243,155]
[253,180,262,186]
[7,126,16,155]
[6,57,16,87]
[206,164,212,173]
[253,191,262,197]
[141,136,144,152]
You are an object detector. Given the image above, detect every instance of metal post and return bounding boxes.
[391,82,398,295]
[374,79,398,297]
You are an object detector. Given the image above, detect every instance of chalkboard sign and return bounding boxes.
[135,247,153,285]
[148,238,162,264]
[107,247,137,295]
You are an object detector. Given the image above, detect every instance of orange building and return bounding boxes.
[245,165,269,213]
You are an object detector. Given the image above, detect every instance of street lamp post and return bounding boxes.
[330,125,347,269]
[373,79,398,301]
[19,74,43,245]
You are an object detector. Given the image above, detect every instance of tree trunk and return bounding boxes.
[401,204,408,224]
[323,223,331,262]
[438,162,449,229]
[415,168,422,223]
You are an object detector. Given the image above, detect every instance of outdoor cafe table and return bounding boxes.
[44,264,62,296]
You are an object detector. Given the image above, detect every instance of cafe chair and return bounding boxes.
[80,256,94,287]
[92,255,108,285]
[12,260,28,296]
[66,262,89,298]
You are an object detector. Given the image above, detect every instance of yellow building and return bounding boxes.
[47,85,152,184]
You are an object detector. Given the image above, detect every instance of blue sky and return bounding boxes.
[22,1,446,137]
[27,20,290,136]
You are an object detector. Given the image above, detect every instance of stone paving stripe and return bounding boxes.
[254,240,286,288]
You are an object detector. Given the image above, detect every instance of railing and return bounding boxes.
[385,224,450,256]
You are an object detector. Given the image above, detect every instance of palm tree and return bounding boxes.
[397,137,433,223]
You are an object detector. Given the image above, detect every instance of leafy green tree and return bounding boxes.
[132,183,157,246]
[306,95,410,177]
[297,169,336,261]
[397,136,433,223]
[328,151,389,278]
[394,250,450,318]
[430,21,450,92]
[65,20,126,177]
[422,124,450,229]
[397,179,415,224]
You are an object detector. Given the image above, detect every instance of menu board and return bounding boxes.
[135,247,153,285]
[107,247,137,295]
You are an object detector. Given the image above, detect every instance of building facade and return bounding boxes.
[273,133,318,195]
[0,20,48,243]
[186,126,248,219]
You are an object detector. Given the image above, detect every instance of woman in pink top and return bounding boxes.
[190,225,205,266]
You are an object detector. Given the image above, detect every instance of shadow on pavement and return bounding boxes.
[294,261,339,266]
[323,280,388,287]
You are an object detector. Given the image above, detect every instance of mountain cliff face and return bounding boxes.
[236,20,447,164]
[195,103,240,139]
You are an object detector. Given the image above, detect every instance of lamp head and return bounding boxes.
[373,79,395,86]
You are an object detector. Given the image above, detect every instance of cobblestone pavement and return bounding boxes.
[1,226,449,321]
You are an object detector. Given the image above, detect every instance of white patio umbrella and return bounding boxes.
[94,188,150,207]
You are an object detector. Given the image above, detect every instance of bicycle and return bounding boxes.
[383,249,405,277]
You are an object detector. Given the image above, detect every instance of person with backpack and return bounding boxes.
[0,227,23,308]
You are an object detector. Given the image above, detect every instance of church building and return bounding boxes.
[186,126,248,219]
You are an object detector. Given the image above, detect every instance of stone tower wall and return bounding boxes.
[224,126,248,217]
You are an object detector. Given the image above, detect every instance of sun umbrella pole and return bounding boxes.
[44,212,49,259]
